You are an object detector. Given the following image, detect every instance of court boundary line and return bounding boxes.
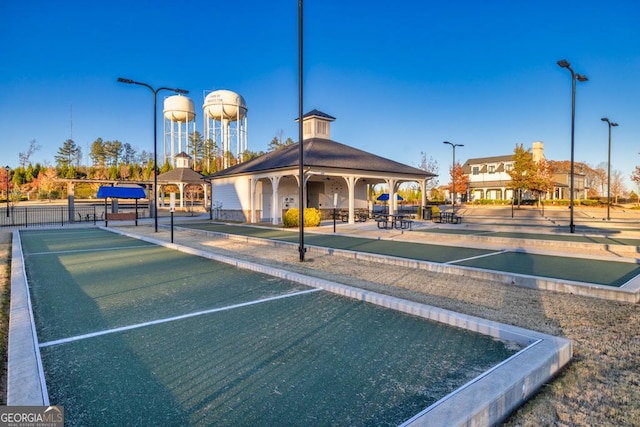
[25,244,156,257]
[445,249,507,264]
[39,288,321,348]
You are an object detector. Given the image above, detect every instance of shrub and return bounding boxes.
[283,208,321,228]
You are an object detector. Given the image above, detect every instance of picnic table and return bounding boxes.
[433,211,462,224]
[375,214,413,230]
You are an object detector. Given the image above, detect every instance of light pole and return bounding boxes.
[117,78,189,232]
[557,59,588,233]
[601,117,618,221]
[298,0,306,261]
[443,141,463,212]
[4,166,9,218]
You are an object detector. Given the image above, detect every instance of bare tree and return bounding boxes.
[19,139,41,168]
[611,170,625,204]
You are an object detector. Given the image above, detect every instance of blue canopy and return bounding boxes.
[376,193,403,201]
[97,186,146,199]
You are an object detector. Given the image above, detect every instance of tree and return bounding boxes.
[268,130,295,151]
[122,143,136,165]
[89,138,107,167]
[447,162,468,201]
[529,158,554,201]
[188,131,204,168]
[419,151,439,189]
[611,170,625,204]
[55,139,81,169]
[507,144,535,204]
[103,140,123,167]
[19,139,41,168]
[630,166,640,205]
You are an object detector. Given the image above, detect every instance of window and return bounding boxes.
[488,165,495,174]
[316,121,328,136]
[472,166,480,175]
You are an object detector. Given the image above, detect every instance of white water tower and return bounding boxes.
[163,95,196,167]
[203,89,248,169]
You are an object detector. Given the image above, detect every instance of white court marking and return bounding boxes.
[39,288,321,348]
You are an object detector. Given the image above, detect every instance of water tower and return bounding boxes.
[203,89,248,169]
[163,95,196,167]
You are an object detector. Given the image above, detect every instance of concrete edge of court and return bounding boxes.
[7,230,48,406]
[111,227,573,426]
[168,225,640,304]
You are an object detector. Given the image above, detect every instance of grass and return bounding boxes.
[0,232,11,404]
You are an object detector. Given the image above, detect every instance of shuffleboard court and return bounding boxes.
[455,251,640,288]
[418,227,640,246]
[180,222,640,289]
[19,228,528,425]
[184,222,495,263]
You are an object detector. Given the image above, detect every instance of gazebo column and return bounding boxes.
[420,179,427,209]
[269,176,281,225]
[385,179,398,214]
[345,176,357,224]
[203,183,209,214]
[178,183,185,208]
[250,178,258,223]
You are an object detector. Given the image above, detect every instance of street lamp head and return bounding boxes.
[4,166,9,172]
[117,77,134,84]
[576,74,588,82]
[601,117,609,123]
[557,59,570,68]
[612,122,619,127]
[174,88,189,95]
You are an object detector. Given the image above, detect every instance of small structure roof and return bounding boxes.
[97,186,146,199]
[205,138,434,179]
[157,168,205,183]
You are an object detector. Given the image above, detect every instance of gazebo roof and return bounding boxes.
[157,168,205,184]
[204,138,435,180]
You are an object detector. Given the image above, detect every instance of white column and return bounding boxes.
[346,176,357,224]
[250,178,257,223]
[270,176,281,225]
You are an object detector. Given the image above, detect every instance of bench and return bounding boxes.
[77,212,105,222]
[106,212,137,221]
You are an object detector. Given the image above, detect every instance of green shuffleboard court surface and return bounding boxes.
[184,222,495,263]
[183,223,640,288]
[21,228,519,426]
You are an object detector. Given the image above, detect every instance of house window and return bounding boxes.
[472,166,480,175]
[504,163,513,172]
[488,165,495,174]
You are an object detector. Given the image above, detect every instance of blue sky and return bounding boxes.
[2,0,639,188]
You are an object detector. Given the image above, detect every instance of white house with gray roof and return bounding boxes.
[204,110,436,224]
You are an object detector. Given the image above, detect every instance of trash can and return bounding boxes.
[423,206,432,220]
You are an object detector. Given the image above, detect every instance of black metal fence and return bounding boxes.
[0,204,149,228]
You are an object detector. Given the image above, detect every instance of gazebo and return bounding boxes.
[156,152,209,210]
[204,110,436,225]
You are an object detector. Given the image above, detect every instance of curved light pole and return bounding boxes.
[601,117,619,221]
[117,78,189,232]
[4,166,9,218]
[443,141,464,212]
[557,59,587,233]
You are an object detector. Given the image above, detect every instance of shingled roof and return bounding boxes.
[204,138,435,179]
[157,167,205,183]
